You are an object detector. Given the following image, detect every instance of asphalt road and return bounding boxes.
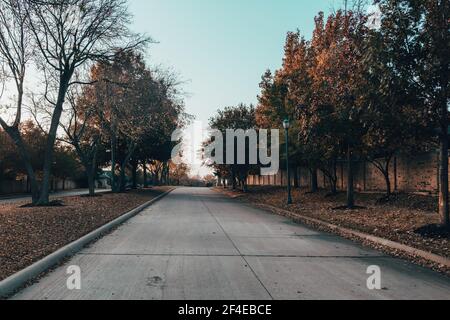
[0,189,111,204]
[11,188,450,300]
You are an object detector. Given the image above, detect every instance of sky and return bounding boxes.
[0,1,338,178]
[129,0,335,125]
[128,0,337,177]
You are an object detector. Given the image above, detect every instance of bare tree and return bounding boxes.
[0,0,40,202]
[61,86,101,197]
[0,0,148,205]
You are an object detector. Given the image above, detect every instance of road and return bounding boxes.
[0,189,111,204]
[11,188,450,300]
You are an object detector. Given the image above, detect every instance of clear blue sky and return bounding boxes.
[129,0,334,124]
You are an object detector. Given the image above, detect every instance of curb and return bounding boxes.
[0,188,175,299]
[260,203,450,268]
[214,188,450,269]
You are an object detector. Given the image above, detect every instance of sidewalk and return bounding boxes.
[0,188,111,203]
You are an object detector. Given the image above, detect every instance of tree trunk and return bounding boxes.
[369,156,393,199]
[165,163,168,185]
[166,163,170,186]
[119,164,127,193]
[347,145,355,209]
[118,143,137,192]
[143,160,148,188]
[439,124,450,228]
[293,167,299,188]
[242,179,247,193]
[326,165,338,195]
[310,168,318,193]
[438,25,450,227]
[88,149,98,197]
[153,171,158,186]
[74,142,98,197]
[160,164,165,185]
[383,171,392,199]
[4,126,40,203]
[322,168,337,195]
[0,78,40,203]
[132,160,138,189]
[331,160,338,194]
[330,176,337,195]
[88,173,95,196]
[150,172,154,186]
[111,133,118,193]
[394,157,398,192]
[382,157,393,198]
[38,75,72,205]
[231,168,237,190]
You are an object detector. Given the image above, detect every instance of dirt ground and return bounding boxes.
[0,187,170,281]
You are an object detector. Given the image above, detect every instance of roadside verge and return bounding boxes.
[0,188,174,299]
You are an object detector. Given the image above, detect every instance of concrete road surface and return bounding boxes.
[11,188,450,300]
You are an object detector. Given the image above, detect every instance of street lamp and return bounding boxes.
[283,119,293,205]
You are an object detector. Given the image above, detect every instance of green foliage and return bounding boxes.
[208,104,257,191]
[0,121,83,182]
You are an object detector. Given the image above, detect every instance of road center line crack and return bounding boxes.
[200,197,275,300]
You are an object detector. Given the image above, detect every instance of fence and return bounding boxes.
[247,151,443,195]
[0,177,79,195]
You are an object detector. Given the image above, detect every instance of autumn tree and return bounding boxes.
[203,174,217,187]
[309,9,369,208]
[170,162,190,186]
[360,25,432,199]
[77,51,187,192]
[53,145,82,190]
[133,69,188,188]
[0,121,81,189]
[257,30,340,193]
[258,9,369,203]
[257,67,306,190]
[58,86,104,196]
[80,51,147,192]
[375,0,450,226]
[207,104,257,192]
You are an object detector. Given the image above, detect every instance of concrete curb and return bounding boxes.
[214,188,450,268]
[260,204,450,268]
[0,188,175,299]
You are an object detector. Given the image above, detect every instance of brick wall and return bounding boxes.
[247,151,443,195]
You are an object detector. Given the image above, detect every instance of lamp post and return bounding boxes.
[283,119,293,205]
